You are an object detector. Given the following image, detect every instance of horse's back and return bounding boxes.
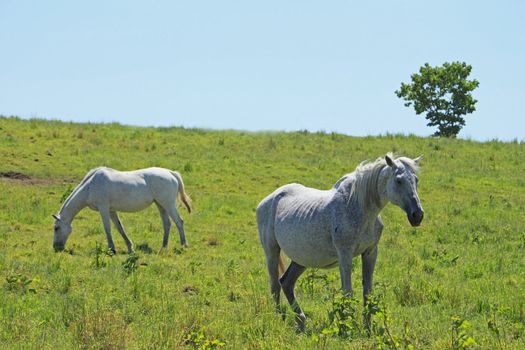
[94,167,177,187]
[274,184,334,222]
[257,183,313,224]
[85,167,178,212]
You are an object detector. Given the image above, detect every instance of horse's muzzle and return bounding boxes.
[53,243,65,252]
[408,209,424,227]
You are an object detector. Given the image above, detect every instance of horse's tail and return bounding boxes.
[170,170,192,214]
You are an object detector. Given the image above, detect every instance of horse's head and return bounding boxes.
[384,155,424,227]
[52,214,72,251]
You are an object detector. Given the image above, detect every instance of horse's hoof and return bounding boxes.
[276,305,286,320]
[296,313,306,332]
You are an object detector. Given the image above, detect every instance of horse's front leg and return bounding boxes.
[99,208,116,253]
[362,245,378,303]
[336,246,354,295]
[110,211,134,254]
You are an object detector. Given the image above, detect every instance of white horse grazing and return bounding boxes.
[53,167,192,253]
[256,154,423,329]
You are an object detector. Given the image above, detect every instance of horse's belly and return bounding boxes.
[275,224,338,268]
[288,249,338,269]
[108,187,154,212]
[111,199,153,212]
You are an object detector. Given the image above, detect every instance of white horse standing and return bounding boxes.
[53,167,192,253]
[256,154,424,329]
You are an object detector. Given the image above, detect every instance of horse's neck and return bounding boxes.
[354,195,387,223]
[363,196,388,221]
[59,186,88,223]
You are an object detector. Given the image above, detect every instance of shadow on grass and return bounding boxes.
[136,243,153,254]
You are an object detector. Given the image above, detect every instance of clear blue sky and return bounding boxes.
[1,1,523,140]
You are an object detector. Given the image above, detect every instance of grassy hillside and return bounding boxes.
[1,116,524,349]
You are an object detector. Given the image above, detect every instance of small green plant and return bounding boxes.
[365,293,416,349]
[470,232,485,245]
[451,315,477,349]
[321,291,361,339]
[487,303,507,349]
[5,273,37,294]
[184,326,225,349]
[91,242,109,269]
[122,254,140,275]
[299,269,330,296]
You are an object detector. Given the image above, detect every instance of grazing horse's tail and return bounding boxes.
[170,171,192,214]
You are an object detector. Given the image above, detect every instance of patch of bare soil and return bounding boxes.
[0,171,77,186]
[0,171,31,180]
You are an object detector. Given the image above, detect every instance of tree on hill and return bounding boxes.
[396,62,479,137]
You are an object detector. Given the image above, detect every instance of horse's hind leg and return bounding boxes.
[166,206,187,247]
[155,203,172,249]
[263,244,282,308]
[257,197,284,313]
[110,211,134,253]
[362,245,378,330]
[257,215,281,307]
[280,261,306,330]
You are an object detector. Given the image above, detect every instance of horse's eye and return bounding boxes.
[396,178,402,185]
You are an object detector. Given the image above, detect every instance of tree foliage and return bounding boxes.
[396,62,479,137]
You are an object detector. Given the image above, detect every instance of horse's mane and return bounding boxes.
[334,154,419,210]
[351,156,388,210]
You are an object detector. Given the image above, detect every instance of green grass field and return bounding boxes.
[1,116,524,349]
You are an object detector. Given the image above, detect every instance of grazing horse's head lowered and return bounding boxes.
[52,214,71,251]
[384,154,424,226]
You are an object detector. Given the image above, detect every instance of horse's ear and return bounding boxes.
[385,155,396,168]
[414,155,423,165]
[52,214,60,221]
